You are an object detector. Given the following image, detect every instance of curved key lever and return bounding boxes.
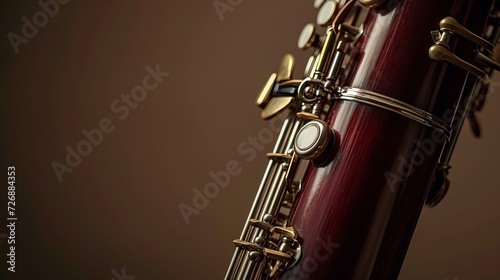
[233,239,265,253]
[232,239,292,277]
[233,239,291,260]
[277,53,295,82]
[256,54,295,108]
[476,52,500,71]
[429,16,495,81]
[260,97,295,120]
[256,73,277,108]
[332,0,355,33]
[429,45,487,81]
[468,111,481,137]
[439,17,494,54]
[256,54,302,119]
[248,219,297,239]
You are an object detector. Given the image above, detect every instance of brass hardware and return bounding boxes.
[339,23,364,42]
[227,1,364,277]
[234,218,301,278]
[270,226,296,239]
[287,180,302,195]
[265,255,285,278]
[233,239,265,252]
[268,151,298,189]
[429,44,487,81]
[429,16,500,81]
[315,27,337,77]
[233,239,291,277]
[263,248,291,262]
[284,152,298,188]
[298,23,321,50]
[277,54,295,82]
[430,30,442,44]
[256,73,277,108]
[248,219,274,231]
[467,111,481,137]
[425,166,450,207]
[317,1,339,27]
[476,52,500,71]
[266,153,292,163]
[248,218,297,239]
[267,262,281,278]
[296,112,319,120]
[358,0,385,8]
[261,97,294,120]
[257,54,301,119]
[323,21,364,90]
[314,0,357,91]
[304,50,320,78]
[439,17,494,54]
[332,0,356,32]
[294,119,334,160]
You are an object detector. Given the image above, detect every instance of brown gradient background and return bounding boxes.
[0,1,499,279]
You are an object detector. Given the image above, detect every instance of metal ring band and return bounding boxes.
[335,87,451,137]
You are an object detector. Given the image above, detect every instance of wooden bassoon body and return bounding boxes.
[225,1,499,279]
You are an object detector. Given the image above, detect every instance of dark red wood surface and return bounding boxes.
[280,0,493,279]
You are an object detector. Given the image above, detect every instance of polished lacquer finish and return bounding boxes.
[280,0,493,279]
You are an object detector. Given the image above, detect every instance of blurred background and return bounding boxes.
[0,1,499,279]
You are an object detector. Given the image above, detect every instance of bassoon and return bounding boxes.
[225,0,499,279]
